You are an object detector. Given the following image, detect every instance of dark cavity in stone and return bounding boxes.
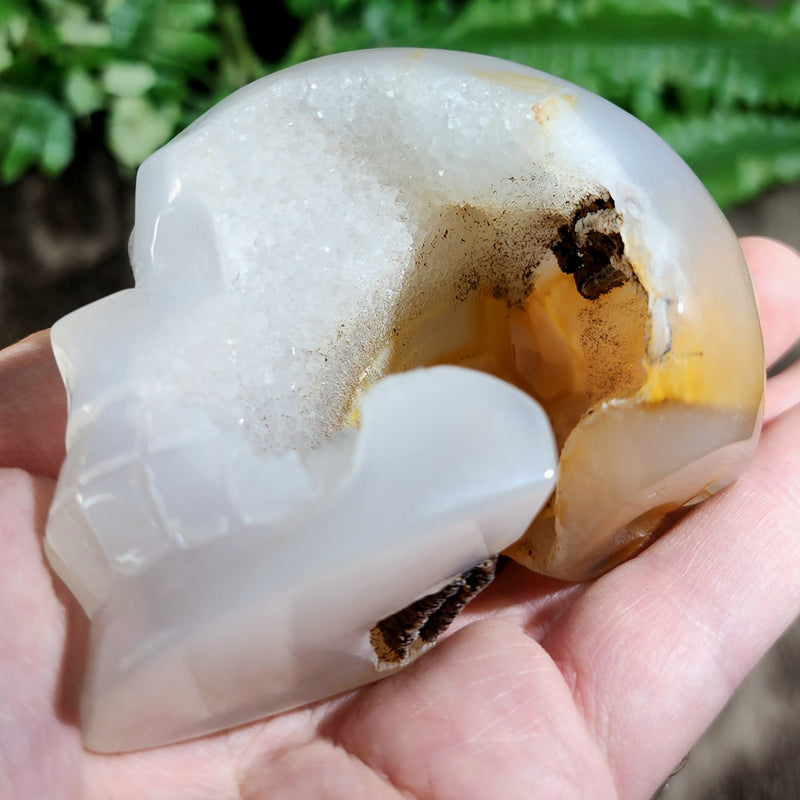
[552,193,630,300]
[370,556,498,667]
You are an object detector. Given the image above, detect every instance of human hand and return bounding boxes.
[2,237,799,800]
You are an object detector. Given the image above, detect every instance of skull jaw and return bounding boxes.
[50,367,555,753]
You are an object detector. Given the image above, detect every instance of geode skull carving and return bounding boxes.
[44,48,764,753]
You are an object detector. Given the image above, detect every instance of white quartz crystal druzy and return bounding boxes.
[45,48,763,753]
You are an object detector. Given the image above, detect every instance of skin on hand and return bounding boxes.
[0,236,799,800]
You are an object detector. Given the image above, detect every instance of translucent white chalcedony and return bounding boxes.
[45,48,763,752]
[49,362,556,751]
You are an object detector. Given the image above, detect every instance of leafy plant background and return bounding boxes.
[1,0,800,209]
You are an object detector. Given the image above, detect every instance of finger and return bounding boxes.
[542,399,800,800]
[323,619,618,800]
[741,236,800,424]
[0,330,66,478]
[765,360,800,424]
[740,237,800,369]
[0,469,82,795]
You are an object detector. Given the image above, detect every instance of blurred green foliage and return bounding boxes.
[0,0,261,177]
[1,0,800,208]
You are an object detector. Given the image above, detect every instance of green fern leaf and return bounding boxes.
[655,110,800,209]
[437,0,800,118]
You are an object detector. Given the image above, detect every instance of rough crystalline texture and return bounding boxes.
[44,48,764,753]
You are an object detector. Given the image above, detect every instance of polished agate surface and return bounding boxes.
[45,48,764,752]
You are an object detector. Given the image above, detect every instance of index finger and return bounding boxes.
[0,330,66,479]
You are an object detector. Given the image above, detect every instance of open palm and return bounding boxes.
[2,237,799,800]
